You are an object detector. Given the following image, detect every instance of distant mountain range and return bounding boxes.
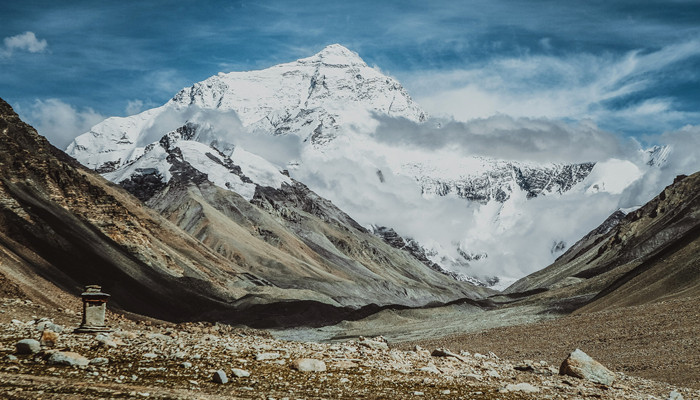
[65,44,670,285]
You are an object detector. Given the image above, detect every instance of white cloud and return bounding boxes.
[125,99,145,115]
[3,32,48,56]
[408,39,700,133]
[18,99,105,149]
[371,114,634,164]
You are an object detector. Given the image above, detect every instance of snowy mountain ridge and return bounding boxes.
[65,44,656,285]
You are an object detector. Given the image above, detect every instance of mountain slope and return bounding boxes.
[502,171,700,312]
[0,98,246,320]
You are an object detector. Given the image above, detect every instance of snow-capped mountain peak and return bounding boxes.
[68,44,426,173]
[298,43,368,67]
[169,43,426,137]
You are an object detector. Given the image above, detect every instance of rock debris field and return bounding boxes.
[0,297,697,399]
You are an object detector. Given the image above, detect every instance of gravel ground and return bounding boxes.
[1,297,697,399]
[400,296,700,390]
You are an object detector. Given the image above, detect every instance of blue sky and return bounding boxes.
[2,0,700,148]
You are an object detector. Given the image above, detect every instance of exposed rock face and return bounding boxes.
[559,349,615,385]
[369,225,488,286]
[212,369,228,384]
[413,161,594,203]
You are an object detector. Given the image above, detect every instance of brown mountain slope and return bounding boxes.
[146,177,491,312]
[502,170,700,313]
[0,98,251,320]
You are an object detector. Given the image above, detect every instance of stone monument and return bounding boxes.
[74,285,112,333]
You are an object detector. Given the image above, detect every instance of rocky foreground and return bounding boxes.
[0,298,696,399]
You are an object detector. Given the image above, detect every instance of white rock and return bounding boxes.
[668,391,683,400]
[256,352,280,361]
[90,357,109,366]
[358,338,389,351]
[418,364,441,374]
[231,368,250,377]
[291,358,326,372]
[559,349,615,386]
[502,383,540,393]
[212,369,228,384]
[48,351,90,367]
[15,339,40,354]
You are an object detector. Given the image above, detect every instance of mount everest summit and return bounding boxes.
[66,44,669,286]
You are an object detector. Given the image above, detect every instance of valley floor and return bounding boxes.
[400,296,700,390]
[0,297,698,399]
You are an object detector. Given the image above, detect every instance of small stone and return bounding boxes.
[36,321,63,333]
[231,368,250,378]
[514,363,536,372]
[502,383,540,393]
[15,339,41,354]
[47,351,90,367]
[559,349,615,386]
[486,369,500,378]
[668,391,684,400]
[213,369,228,384]
[90,357,109,366]
[440,390,451,395]
[291,358,326,372]
[413,391,424,396]
[95,334,120,348]
[418,364,440,374]
[142,353,158,359]
[180,362,192,368]
[6,354,18,362]
[256,352,280,361]
[431,348,466,362]
[40,330,59,347]
[332,360,358,369]
[358,337,389,351]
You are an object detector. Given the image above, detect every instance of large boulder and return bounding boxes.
[559,349,615,385]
